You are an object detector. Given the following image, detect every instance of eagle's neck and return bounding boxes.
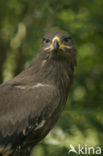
[48,59,73,92]
[30,55,75,97]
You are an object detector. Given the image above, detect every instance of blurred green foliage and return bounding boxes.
[0,0,103,155]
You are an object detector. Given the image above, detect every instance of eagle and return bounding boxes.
[0,30,77,156]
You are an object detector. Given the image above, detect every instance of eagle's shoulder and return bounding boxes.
[0,81,60,154]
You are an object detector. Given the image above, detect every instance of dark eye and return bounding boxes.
[64,37,71,42]
[43,38,51,44]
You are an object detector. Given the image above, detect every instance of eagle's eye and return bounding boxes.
[63,37,71,43]
[43,38,51,44]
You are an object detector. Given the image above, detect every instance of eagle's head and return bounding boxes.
[39,30,77,63]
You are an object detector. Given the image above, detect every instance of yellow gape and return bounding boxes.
[45,36,71,51]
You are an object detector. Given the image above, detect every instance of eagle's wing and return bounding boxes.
[0,81,60,154]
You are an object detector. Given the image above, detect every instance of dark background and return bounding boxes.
[0,0,103,155]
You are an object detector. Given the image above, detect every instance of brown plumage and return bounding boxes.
[0,30,77,156]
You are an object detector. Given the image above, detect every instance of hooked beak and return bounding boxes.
[44,36,71,52]
[53,40,59,52]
